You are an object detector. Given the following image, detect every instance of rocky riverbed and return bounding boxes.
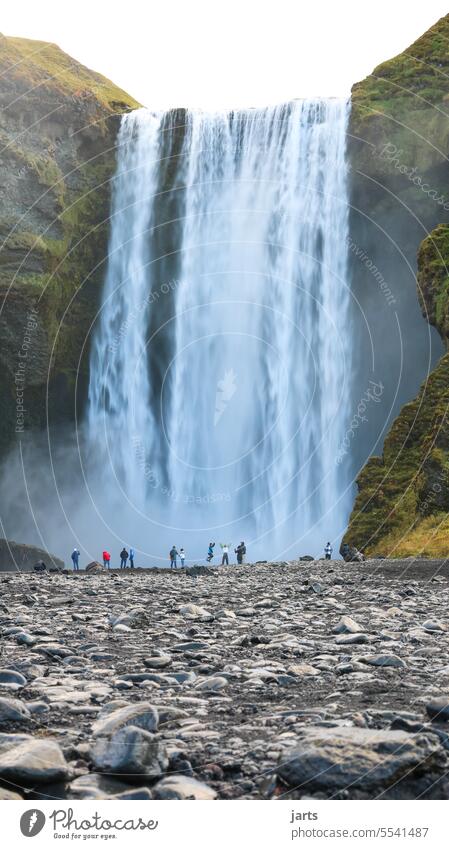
[1,559,449,800]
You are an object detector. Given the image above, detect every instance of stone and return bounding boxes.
[426,696,449,722]
[332,615,363,634]
[93,703,159,737]
[335,633,370,645]
[0,735,69,784]
[86,562,104,573]
[0,787,23,799]
[0,697,31,722]
[0,669,27,689]
[92,725,167,779]
[173,641,210,652]
[69,773,141,800]
[15,632,36,646]
[178,604,213,619]
[287,664,320,677]
[340,543,366,562]
[153,775,217,800]
[195,676,228,691]
[422,620,446,632]
[359,654,406,668]
[143,656,172,669]
[277,726,443,792]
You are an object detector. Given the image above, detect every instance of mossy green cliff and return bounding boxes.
[418,224,449,345]
[345,224,449,557]
[350,13,449,225]
[344,14,449,557]
[0,35,140,451]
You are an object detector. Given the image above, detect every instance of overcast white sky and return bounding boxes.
[2,0,449,108]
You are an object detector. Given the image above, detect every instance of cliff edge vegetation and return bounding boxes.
[0,35,140,451]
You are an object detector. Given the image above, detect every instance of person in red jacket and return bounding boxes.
[103,550,111,569]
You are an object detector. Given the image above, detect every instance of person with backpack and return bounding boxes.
[324,541,333,560]
[103,550,111,569]
[120,547,129,569]
[206,542,215,562]
[129,547,135,568]
[71,548,80,571]
[220,542,231,565]
[179,547,186,567]
[169,546,179,568]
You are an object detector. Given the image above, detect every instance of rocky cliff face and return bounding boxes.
[345,223,449,556]
[0,35,139,452]
[346,14,449,479]
[343,14,449,555]
[350,13,449,236]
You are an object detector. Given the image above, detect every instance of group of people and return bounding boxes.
[70,547,135,570]
[71,539,333,571]
[169,540,247,568]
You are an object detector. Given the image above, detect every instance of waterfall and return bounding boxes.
[87,100,352,562]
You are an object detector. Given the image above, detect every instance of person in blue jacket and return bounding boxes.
[71,548,80,571]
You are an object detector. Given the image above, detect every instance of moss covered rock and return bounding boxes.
[0,34,140,452]
[418,224,449,345]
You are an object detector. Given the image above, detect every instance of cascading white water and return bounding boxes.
[87,100,352,562]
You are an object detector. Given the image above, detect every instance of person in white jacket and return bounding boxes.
[324,542,333,560]
[220,543,231,565]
